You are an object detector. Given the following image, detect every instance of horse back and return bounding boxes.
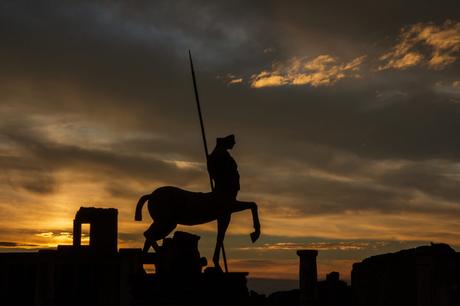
[149,186,222,225]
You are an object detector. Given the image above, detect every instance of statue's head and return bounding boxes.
[216,134,235,150]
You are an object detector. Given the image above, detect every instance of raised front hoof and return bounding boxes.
[250,230,260,243]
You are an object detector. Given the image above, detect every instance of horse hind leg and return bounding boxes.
[143,222,176,253]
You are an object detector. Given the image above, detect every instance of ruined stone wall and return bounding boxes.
[351,243,459,306]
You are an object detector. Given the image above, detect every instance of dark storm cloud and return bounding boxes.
[1,0,460,220]
[261,0,460,61]
[10,170,56,195]
[0,0,269,86]
[1,0,460,162]
[250,173,411,215]
[377,161,460,203]
[244,158,460,217]
[0,0,277,153]
[0,120,203,192]
[191,69,460,164]
[104,182,142,199]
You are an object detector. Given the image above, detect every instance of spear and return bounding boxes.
[188,50,229,273]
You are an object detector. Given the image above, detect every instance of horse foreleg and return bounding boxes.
[232,201,261,242]
[143,239,160,253]
[143,222,176,253]
[213,214,231,272]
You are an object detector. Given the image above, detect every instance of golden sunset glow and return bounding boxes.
[1,1,459,290]
[379,20,460,70]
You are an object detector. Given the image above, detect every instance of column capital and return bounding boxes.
[297,250,318,257]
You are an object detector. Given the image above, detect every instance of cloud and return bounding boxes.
[240,241,384,251]
[0,119,203,189]
[229,78,243,84]
[379,52,424,70]
[251,55,366,88]
[8,170,57,195]
[217,73,244,85]
[434,80,460,98]
[33,231,81,246]
[0,229,89,250]
[379,20,460,70]
[238,153,460,232]
[0,241,38,247]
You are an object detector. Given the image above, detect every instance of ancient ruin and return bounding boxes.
[1,207,459,306]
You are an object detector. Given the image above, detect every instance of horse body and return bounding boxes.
[135,186,260,271]
[146,186,225,225]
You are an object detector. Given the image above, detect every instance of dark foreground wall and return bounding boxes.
[352,243,460,306]
[0,206,251,306]
[0,247,143,306]
[0,238,251,306]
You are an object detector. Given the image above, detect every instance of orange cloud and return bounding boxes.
[239,241,380,251]
[229,78,243,84]
[217,73,244,85]
[33,231,88,247]
[379,52,424,70]
[251,55,366,88]
[379,20,460,70]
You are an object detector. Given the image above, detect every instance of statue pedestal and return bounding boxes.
[132,231,251,305]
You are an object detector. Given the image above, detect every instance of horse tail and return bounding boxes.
[135,194,151,221]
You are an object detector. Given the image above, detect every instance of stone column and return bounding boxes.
[73,219,81,248]
[297,250,318,306]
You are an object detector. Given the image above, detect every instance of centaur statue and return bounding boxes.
[135,53,261,272]
[135,135,261,272]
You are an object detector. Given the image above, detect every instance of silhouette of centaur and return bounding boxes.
[135,135,260,272]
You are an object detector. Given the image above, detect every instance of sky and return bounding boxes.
[1,0,460,290]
